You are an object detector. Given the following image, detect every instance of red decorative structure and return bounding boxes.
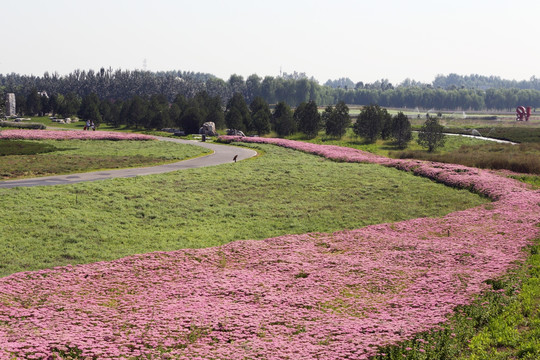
[516,106,531,121]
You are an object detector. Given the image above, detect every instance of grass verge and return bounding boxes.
[391,143,540,175]
[288,129,489,157]
[0,143,488,277]
[0,139,210,179]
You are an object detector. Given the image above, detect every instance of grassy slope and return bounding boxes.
[289,129,490,157]
[0,143,488,277]
[291,132,540,359]
[290,129,540,185]
[0,139,209,179]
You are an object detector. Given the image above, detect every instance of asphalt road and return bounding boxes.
[0,138,257,189]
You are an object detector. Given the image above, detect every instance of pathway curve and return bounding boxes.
[0,137,257,189]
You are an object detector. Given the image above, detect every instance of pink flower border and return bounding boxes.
[1,137,539,359]
[0,129,156,141]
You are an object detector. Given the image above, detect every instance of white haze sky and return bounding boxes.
[2,0,539,85]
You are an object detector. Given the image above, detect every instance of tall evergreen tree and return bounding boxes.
[272,101,295,137]
[295,100,321,139]
[180,106,203,134]
[391,112,412,149]
[147,94,170,129]
[58,92,81,118]
[380,108,393,140]
[354,104,385,143]
[325,101,350,139]
[26,88,41,116]
[249,97,271,136]
[79,93,102,125]
[225,92,251,132]
[127,95,147,128]
[293,102,307,129]
[417,116,446,152]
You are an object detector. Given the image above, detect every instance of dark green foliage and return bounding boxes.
[58,92,81,118]
[78,93,102,125]
[324,101,351,139]
[295,100,321,139]
[26,88,41,116]
[202,94,225,130]
[2,69,540,112]
[380,110,393,140]
[354,104,389,143]
[294,102,307,128]
[15,93,26,115]
[0,88,4,117]
[180,106,203,134]
[0,140,57,156]
[417,116,446,152]
[147,94,171,129]
[225,93,251,132]
[272,101,295,136]
[391,112,412,149]
[99,99,116,126]
[173,94,188,112]
[48,94,60,116]
[249,97,271,136]
[127,95,147,128]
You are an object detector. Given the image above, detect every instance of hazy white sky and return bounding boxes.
[2,0,539,85]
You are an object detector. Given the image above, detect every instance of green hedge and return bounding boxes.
[0,121,46,129]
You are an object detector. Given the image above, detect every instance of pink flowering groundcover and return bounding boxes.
[1,137,539,359]
[0,129,156,141]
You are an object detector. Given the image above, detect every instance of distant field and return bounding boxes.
[343,106,539,125]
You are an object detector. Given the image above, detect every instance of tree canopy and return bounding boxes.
[353,104,390,143]
[323,101,351,139]
[272,102,295,137]
[417,116,446,152]
[391,112,412,149]
[295,100,321,139]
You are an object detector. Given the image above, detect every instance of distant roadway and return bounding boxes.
[0,138,257,189]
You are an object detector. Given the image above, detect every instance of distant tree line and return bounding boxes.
[432,73,540,91]
[3,81,437,151]
[2,69,540,112]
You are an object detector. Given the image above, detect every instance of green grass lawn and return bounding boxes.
[0,139,210,179]
[288,129,490,157]
[0,143,488,277]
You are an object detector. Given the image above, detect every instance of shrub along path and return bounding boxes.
[0,137,539,359]
[0,136,256,188]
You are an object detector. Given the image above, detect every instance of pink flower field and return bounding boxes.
[0,129,156,141]
[1,137,539,359]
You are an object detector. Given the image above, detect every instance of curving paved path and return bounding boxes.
[0,137,257,189]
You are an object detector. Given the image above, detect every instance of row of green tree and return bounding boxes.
[2,84,447,152]
[3,70,540,111]
[432,74,540,91]
[353,105,445,152]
